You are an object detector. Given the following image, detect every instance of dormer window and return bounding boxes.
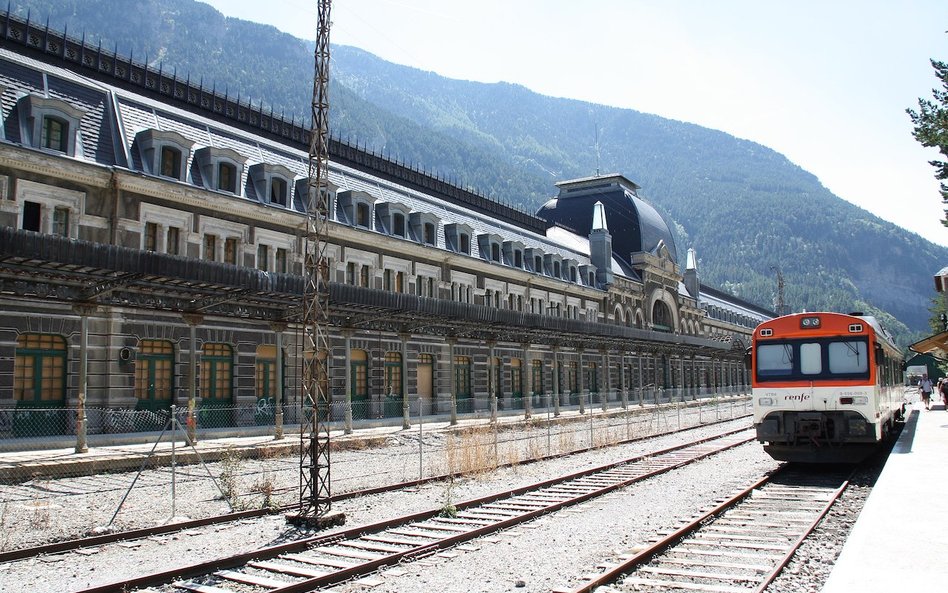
[503,241,525,268]
[410,212,439,245]
[445,223,473,255]
[249,163,295,207]
[376,202,411,238]
[135,129,194,182]
[195,147,246,194]
[477,233,502,262]
[18,94,86,157]
[569,266,577,282]
[543,253,563,278]
[337,190,377,228]
[525,248,545,274]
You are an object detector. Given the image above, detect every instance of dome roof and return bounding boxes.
[537,174,677,266]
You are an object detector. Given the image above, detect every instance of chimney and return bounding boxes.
[684,247,699,298]
[589,201,614,286]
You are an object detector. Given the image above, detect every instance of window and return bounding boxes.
[459,233,470,254]
[491,243,501,262]
[204,234,217,261]
[514,250,523,268]
[166,227,180,256]
[393,213,406,237]
[570,267,577,282]
[160,146,182,179]
[275,248,288,273]
[395,271,405,293]
[52,207,69,237]
[201,343,233,401]
[256,345,280,402]
[384,269,393,291]
[257,243,269,271]
[511,358,523,397]
[532,359,544,395]
[41,116,68,152]
[535,256,543,273]
[22,201,41,232]
[218,162,237,193]
[135,340,174,407]
[384,352,403,396]
[270,177,288,206]
[800,343,822,375]
[144,222,158,252]
[553,261,561,277]
[14,334,67,403]
[346,262,357,285]
[829,341,869,375]
[360,265,370,288]
[424,223,436,244]
[135,129,193,181]
[350,349,369,419]
[356,203,370,227]
[224,237,238,265]
[755,338,870,382]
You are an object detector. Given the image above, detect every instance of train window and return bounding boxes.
[829,341,868,374]
[757,344,793,377]
[800,343,822,375]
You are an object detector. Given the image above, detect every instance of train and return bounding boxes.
[749,312,905,463]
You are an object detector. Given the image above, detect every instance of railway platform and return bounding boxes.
[821,398,948,593]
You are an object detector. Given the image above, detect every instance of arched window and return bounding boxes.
[350,349,369,420]
[135,339,174,410]
[652,300,673,332]
[384,352,403,396]
[14,334,67,404]
[201,343,233,402]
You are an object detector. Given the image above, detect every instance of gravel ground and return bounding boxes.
[0,416,771,593]
[0,399,749,551]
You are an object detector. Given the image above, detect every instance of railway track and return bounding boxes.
[1,414,751,564]
[555,465,852,593]
[74,427,755,593]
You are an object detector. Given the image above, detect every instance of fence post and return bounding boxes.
[171,404,177,518]
[73,304,95,454]
[272,322,287,440]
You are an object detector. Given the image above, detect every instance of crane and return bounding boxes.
[287,0,343,528]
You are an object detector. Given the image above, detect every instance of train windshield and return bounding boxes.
[755,337,869,382]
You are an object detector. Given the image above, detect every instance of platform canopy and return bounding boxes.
[910,329,948,360]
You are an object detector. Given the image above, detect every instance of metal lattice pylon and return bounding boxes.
[298,0,333,520]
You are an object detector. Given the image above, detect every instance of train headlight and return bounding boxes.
[758,397,775,406]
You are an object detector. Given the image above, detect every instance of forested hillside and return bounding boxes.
[9,0,947,346]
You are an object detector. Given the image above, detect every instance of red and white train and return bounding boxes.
[750,312,904,463]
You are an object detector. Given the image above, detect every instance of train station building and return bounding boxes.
[0,14,773,442]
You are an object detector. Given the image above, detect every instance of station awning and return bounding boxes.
[909,329,948,360]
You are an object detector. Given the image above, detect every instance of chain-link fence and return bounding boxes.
[0,389,750,551]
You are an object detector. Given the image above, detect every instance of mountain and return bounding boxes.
[8,0,947,346]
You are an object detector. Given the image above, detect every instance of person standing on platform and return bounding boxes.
[918,374,934,410]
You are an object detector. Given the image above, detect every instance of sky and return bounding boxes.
[201,0,948,248]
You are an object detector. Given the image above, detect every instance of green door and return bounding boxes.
[13,334,67,437]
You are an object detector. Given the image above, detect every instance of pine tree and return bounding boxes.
[907,59,948,226]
